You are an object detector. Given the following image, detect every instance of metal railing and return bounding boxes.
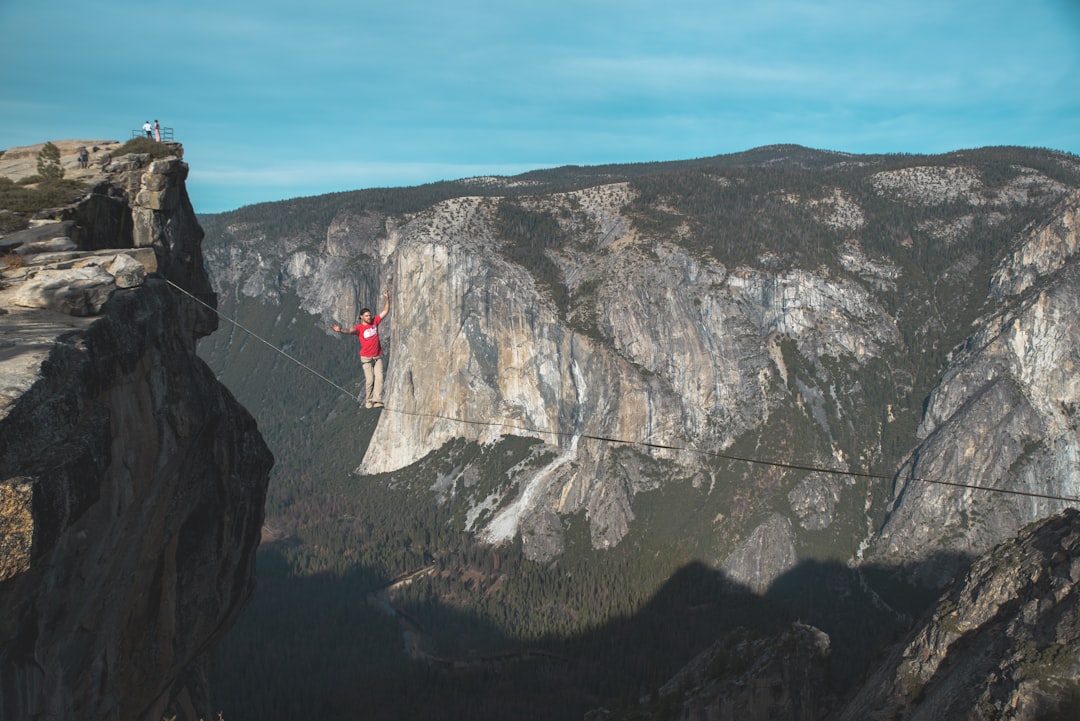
[130,126,175,141]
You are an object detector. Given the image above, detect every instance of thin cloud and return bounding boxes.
[2,0,1077,214]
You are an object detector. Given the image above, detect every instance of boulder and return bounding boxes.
[10,266,115,315]
[106,252,146,288]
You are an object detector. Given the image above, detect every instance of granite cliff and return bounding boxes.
[870,192,1080,586]
[0,142,273,720]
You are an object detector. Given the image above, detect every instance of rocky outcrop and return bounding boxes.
[0,145,272,720]
[2,144,214,330]
[834,508,1080,721]
[0,140,120,186]
[724,514,798,594]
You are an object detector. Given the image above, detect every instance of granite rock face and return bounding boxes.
[871,191,1080,587]
[0,144,272,721]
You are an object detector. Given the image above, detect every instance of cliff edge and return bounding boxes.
[0,142,273,720]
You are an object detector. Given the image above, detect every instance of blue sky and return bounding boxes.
[2,0,1078,214]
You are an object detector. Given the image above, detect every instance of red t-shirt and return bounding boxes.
[353,316,383,357]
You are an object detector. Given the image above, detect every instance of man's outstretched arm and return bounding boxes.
[379,288,390,319]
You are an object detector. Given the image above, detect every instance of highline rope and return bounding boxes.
[166,279,1080,506]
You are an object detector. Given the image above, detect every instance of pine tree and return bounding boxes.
[36,141,64,180]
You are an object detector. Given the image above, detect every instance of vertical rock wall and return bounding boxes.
[0,148,273,721]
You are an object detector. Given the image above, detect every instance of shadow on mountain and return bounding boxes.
[762,549,976,686]
[214,552,779,721]
[854,549,978,616]
[212,541,977,721]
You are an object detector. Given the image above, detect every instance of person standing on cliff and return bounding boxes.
[332,289,390,408]
[143,120,153,139]
[153,120,161,142]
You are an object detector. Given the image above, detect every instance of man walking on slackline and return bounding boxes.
[332,288,390,408]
